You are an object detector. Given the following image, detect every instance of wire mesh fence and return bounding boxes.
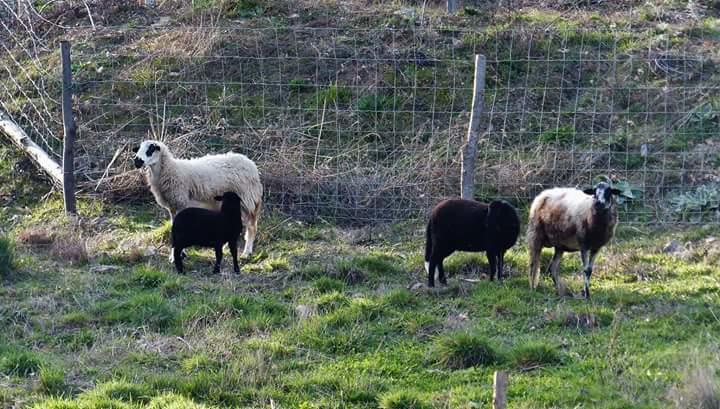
[2,8,720,224]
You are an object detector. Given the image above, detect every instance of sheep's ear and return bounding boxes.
[583,188,596,195]
[214,196,223,201]
[609,188,622,196]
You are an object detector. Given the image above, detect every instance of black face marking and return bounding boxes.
[146,143,159,157]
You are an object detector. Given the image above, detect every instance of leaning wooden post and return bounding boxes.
[493,370,508,409]
[61,41,77,215]
[460,54,486,199]
[447,0,459,14]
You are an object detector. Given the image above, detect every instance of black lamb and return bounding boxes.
[424,199,520,287]
[171,191,243,274]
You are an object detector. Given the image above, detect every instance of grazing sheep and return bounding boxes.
[133,140,263,259]
[424,199,520,287]
[527,182,621,299]
[171,191,243,274]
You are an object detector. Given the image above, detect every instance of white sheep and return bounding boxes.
[133,140,263,259]
[527,182,621,299]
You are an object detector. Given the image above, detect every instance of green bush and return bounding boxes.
[510,341,562,368]
[0,235,15,276]
[379,390,430,409]
[435,333,499,369]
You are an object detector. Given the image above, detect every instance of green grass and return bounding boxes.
[0,346,43,377]
[4,212,720,408]
[435,333,500,369]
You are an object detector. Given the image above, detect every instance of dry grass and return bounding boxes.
[670,362,720,409]
[17,223,90,264]
[16,227,55,246]
[49,230,89,265]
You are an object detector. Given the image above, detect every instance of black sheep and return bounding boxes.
[171,191,243,274]
[424,199,520,287]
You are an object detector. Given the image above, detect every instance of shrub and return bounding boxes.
[101,293,176,330]
[0,235,15,276]
[435,333,499,369]
[314,277,345,294]
[50,231,88,265]
[131,267,168,289]
[38,366,67,396]
[510,341,562,368]
[0,348,42,377]
[379,390,430,409]
[669,364,720,409]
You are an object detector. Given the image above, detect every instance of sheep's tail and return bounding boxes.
[424,221,432,263]
[527,221,542,289]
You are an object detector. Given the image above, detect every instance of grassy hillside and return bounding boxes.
[1,1,720,408]
[4,0,720,222]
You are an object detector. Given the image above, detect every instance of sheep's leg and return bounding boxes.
[241,206,260,258]
[498,251,506,282]
[582,249,598,299]
[213,245,223,274]
[230,240,240,274]
[427,258,437,288]
[528,240,542,289]
[549,248,564,292]
[488,251,497,281]
[174,247,184,274]
[438,260,447,286]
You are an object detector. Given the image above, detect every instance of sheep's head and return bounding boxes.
[133,141,162,169]
[215,191,242,214]
[583,182,621,211]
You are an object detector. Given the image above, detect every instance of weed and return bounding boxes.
[316,291,350,313]
[99,293,176,331]
[0,347,42,377]
[510,341,562,368]
[49,231,88,265]
[669,363,720,409]
[131,267,168,289]
[83,380,152,404]
[38,366,67,396]
[379,390,430,409]
[314,277,345,293]
[0,235,15,276]
[435,332,499,369]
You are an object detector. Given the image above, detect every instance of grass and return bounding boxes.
[435,333,500,369]
[2,209,720,407]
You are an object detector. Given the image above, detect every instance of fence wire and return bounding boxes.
[2,11,720,224]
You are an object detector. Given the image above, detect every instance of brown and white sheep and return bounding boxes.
[527,182,621,299]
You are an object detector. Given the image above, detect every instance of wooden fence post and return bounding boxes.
[460,54,486,199]
[493,370,508,409]
[61,40,77,215]
[447,0,460,13]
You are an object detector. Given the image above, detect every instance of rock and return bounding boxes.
[663,239,682,253]
[90,265,120,273]
[295,304,316,320]
[143,247,156,257]
[408,282,425,291]
[394,7,417,19]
